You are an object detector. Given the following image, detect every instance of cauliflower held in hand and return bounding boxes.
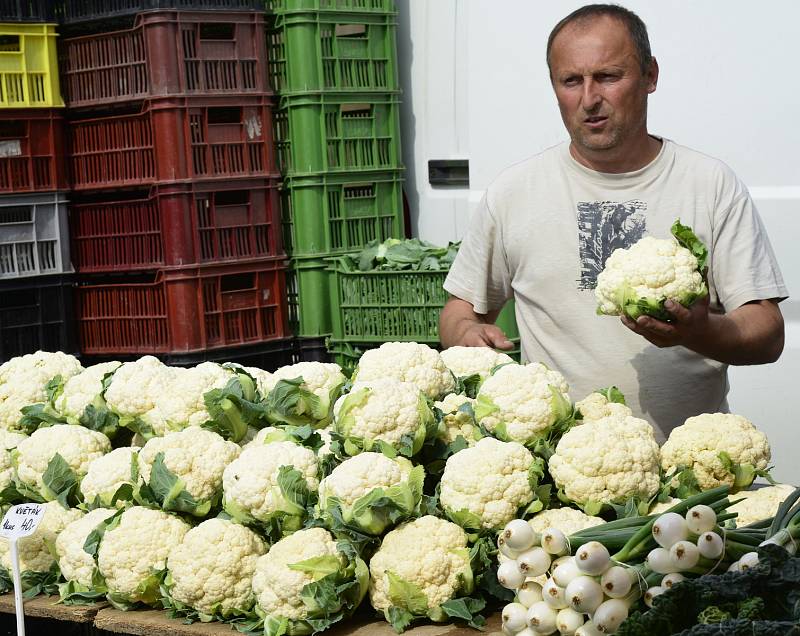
[96,506,190,609]
[474,362,573,447]
[260,362,346,428]
[164,518,266,620]
[660,413,771,492]
[354,342,455,400]
[434,394,479,447]
[0,501,83,595]
[13,424,111,504]
[333,378,435,457]
[369,516,475,628]
[317,452,423,536]
[729,484,796,527]
[548,414,661,515]
[595,220,708,321]
[440,437,541,531]
[80,446,139,509]
[137,428,240,517]
[252,528,368,633]
[56,507,117,595]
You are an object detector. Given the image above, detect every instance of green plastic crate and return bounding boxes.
[282,169,404,257]
[287,256,334,336]
[268,11,399,93]
[267,0,396,13]
[274,92,403,176]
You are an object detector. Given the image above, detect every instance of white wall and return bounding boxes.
[398,0,800,483]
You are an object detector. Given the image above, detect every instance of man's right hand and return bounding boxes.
[439,296,515,350]
[459,322,515,350]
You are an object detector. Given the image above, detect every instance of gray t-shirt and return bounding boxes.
[444,139,788,441]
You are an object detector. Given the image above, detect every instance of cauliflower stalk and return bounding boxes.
[248,528,368,636]
[660,413,772,495]
[317,453,424,541]
[439,346,515,398]
[136,429,240,517]
[595,219,708,321]
[80,447,139,509]
[260,362,346,429]
[56,507,117,603]
[162,518,266,621]
[333,379,436,458]
[473,362,573,449]
[548,414,662,516]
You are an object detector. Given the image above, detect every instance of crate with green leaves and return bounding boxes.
[266,0,396,13]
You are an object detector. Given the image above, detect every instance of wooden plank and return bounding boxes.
[0,593,103,623]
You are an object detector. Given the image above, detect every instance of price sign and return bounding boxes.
[0,504,46,540]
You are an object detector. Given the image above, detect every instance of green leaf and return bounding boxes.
[595,386,626,404]
[19,403,64,434]
[440,597,486,627]
[277,465,312,515]
[83,508,124,558]
[472,393,499,422]
[387,571,428,616]
[671,219,709,272]
[139,452,212,517]
[202,376,264,443]
[264,377,330,428]
[455,374,482,399]
[42,453,80,508]
[79,394,121,439]
[287,555,341,580]
[584,500,604,516]
[386,606,415,633]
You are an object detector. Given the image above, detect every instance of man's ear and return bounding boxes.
[646,57,659,94]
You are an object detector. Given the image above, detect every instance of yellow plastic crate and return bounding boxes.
[0,23,63,108]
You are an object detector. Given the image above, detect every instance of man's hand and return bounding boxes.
[621,295,710,348]
[460,322,515,350]
[439,296,514,350]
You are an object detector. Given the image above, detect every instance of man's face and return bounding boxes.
[549,16,657,155]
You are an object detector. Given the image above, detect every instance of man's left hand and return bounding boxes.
[621,295,710,348]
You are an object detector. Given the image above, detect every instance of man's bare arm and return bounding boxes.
[439,297,514,350]
[622,297,784,365]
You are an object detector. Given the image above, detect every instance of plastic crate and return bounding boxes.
[60,11,270,109]
[71,177,282,273]
[68,94,277,192]
[0,23,62,107]
[274,92,402,176]
[0,1,56,22]
[0,273,77,362]
[0,109,66,193]
[286,256,333,336]
[267,10,397,93]
[61,0,262,27]
[282,169,402,257]
[77,258,290,355]
[267,0,395,13]
[0,191,71,279]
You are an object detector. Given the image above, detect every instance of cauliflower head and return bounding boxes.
[595,221,708,321]
[333,378,435,457]
[369,516,472,617]
[104,357,174,436]
[474,363,572,446]
[80,447,139,508]
[222,440,319,537]
[138,428,240,516]
[528,507,605,536]
[56,507,117,588]
[548,415,661,513]
[440,346,514,381]
[13,424,111,502]
[729,484,796,527]
[165,518,266,619]
[440,437,539,531]
[53,362,121,423]
[260,362,346,428]
[574,389,632,423]
[97,506,190,607]
[0,501,82,584]
[434,393,479,446]
[317,453,423,536]
[649,497,682,515]
[155,362,234,434]
[354,342,455,400]
[0,430,27,496]
[660,413,771,491]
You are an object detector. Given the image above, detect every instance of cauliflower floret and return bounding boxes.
[98,506,190,605]
[241,426,281,448]
[528,507,605,536]
[0,430,27,494]
[54,362,122,422]
[649,497,681,515]
[165,518,266,618]
[261,362,345,402]
[474,363,572,445]
[660,413,771,491]
[369,516,471,613]
[595,230,707,318]
[434,394,479,446]
[0,351,83,431]
[574,391,632,423]
[0,501,83,579]
[104,357,174,435]
[317,427,333,458]
[354,342,455,400]
[333,378,433,455]
[222,441,319,527]
[153,362,233,434]
[252,528,342,621]
[440,437,537,530]
[548,415,661,509]
[14,424,111,499]
[440,346,514,381]
[729,484,796,527]
[138,428,240,506]
[56,508,117,588]
[80,447,139,508]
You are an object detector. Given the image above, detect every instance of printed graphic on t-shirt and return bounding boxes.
[576,200,647,289]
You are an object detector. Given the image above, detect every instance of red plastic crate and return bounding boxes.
[67,94,277,192]
[60,11,270,109]
[71,177,282,272]
[77,259,290,355]
[0,110,66,193]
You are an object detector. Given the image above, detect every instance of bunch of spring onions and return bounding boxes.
[496,486,773,635]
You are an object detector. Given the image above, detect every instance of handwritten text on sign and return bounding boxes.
[0,504,45,539]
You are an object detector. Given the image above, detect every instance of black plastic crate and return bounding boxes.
[61,0,262,29]
[0,273,77,363]
[0,0,57,22]
[296,335,330,363]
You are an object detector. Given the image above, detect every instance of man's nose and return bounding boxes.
[581,79,602,110]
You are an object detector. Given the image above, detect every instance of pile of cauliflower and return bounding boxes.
[0,346,788,635]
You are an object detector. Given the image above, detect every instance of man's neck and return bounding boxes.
[569,134,663,174]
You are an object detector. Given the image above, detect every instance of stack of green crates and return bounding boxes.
[266,0,406,339]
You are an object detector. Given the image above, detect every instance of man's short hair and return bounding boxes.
[546,4,653,75]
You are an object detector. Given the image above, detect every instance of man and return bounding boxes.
[439,4,787,441]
